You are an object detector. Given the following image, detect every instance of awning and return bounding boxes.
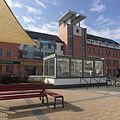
[0,0,39,46]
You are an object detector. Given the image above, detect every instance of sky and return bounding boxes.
[5,0,120,43]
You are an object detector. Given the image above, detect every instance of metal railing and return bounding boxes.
[90,78,99,88]
[79,78,89,89]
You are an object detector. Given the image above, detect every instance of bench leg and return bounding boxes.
[46,96,49,107]
[62,96,64,108]
[54,97,56,109]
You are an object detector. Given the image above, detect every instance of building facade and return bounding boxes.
[58,10,120,78]
[0,10,120,77]
[0,31,64,76]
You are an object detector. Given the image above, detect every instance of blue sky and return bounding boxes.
[5,0,120,42]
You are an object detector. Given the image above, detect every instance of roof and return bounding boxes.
[26,31,64,43]
[58,10,86,25]
[87,34,119,45]
[0,0,38,46]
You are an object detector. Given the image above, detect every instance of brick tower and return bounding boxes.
[58,10,87,58]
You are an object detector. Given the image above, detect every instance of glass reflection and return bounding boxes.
[71,59,82,77]
[84,60,93,77]
[57,58,69,77]
[95,61,104,76]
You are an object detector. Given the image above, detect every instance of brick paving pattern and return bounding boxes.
[0,86,120,120]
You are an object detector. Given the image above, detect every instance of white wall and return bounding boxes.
[45,78,106,85]
[55,42,64,55]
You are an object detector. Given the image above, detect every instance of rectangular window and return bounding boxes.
[106,50,108,55]
[101,49,103,54]
[0,49,2,57]
[113,60,115,67]
[97,49,100,54]
[109,50,111,55]
[92,48,95,53]
[6,65,13,74]
[84,60,93,77]
[113,51,115,56]
[88,47,91,53]
[116,52,118,56]
[71,59,82,77]
[57,58,69,77]
[6,49,11,58]
[61,45,64,51]
[95,61,104,76]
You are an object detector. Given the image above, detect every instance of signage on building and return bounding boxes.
[21,62,42,66]
[0,60,20,64]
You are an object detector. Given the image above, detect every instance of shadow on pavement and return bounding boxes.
[7,102,84,119]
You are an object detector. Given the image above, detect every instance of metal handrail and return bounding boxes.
[99,78,108,88]
[79,78,89,89]
[90,78,99,88]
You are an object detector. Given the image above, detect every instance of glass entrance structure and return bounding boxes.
[43,54,104,78]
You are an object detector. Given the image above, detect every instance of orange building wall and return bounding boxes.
[58,23,69,55]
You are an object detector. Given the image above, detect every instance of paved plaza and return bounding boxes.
[0,86,120,120]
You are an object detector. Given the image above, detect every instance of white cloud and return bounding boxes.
[35,0,46,9]
[22,16,36,23]
[45,0,61,6]
[90,0,106,12]
[96,15,118,27]
[81,20,120,41]
[5,0,23,8]
[27,22,58,35]
[25,5,42,14]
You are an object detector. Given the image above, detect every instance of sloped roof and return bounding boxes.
[87,34,119,45]
[0,0,38,46]
[26,31,63,43]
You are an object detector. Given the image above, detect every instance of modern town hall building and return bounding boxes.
[0,9,120,78]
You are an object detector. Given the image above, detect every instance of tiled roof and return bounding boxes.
[87,34,119,45]
[26,30,63,43]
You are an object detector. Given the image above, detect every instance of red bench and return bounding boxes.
[46,90,64,109]
[0,83,48,107]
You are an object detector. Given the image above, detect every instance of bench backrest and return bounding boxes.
[0,83,45,92]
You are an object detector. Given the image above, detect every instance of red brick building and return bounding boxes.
[58,11,120,78]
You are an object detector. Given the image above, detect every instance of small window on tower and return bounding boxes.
[76,29,79,33]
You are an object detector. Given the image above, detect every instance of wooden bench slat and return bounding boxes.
[0,93,46,100]
[0,90,43,96]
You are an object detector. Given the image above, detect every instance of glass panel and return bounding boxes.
[6,65,13,74]
[0,49,2,57]
[44,60,48,76]
[24,66,36,75]
[49,58,55,76]
[84,60,93,77]
[6,49,11,58]
[95,61,104,76]
[57,58,69,77]
[71,59,82,77]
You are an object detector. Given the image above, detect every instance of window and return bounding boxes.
[57,58,69,77]
[6,65,13,74]
[101,49,103,54]
[97,49,100,54]
[109,50,111,55]
[116,52,118,56]
[0,49,2,57]
[76,29,79,33]
[6,49,11,58]
[113,51,115,56]
[92,48,95,53]
[71,59,82,77]
[113,60,115,67]
[95,61,104,76]
[84,60,93,77]
[106,50,108,55]
[0,66,2,75]
[88,47,91,53]
[61,45,64,51]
